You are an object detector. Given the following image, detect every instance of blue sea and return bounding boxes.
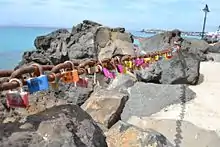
[0,27,62,69]
[0,27,154,70]
[0,27,198,70]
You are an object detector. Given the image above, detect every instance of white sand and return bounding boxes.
[149,62,220,132]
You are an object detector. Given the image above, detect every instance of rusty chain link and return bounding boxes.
[0,48,173,91]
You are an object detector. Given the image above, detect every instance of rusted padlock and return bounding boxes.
[61,61,79,86]
[6,78,29,108]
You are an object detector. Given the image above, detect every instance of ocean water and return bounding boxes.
[0,27,197,70]
[0,27,154,70]
[0,27,58,69]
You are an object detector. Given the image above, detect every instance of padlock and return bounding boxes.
[101,65,115,79]
[162,53,167,59]
[72,69,80,86]
[49,73,59,90]
[134,58,144,67]
[144,57,151,63]
[77,77,89,88]
[124,61,133,69]
[117,64,125,73]
[61,61,79,86]
[150,56,155,63]
[166,52,173,59]
[62,61,74,83]
[61,70,73,83]
[154,55,159,61]
[27,64,49,94]
[6,78,29,108]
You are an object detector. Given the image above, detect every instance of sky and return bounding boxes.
[0,0,219,31]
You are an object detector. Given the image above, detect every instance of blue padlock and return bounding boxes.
[27,64,49,94]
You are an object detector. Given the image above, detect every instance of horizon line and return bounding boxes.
[0,24,209,33]
[0,25,72,29]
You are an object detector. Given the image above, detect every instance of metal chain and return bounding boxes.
[0,48,174,91]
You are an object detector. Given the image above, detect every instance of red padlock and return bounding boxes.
[166,51,173,59]
[77,77,89,88]
[6,78,29,108]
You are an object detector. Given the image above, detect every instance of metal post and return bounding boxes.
[201,4,210,39]
[201,12,207,39]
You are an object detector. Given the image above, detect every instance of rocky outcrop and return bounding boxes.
[106,120,174,147]
[0,105,108,147]
[181,38,210,61]
[140,29,182,53]
[12,21,135,111]
[135,50,200,85]
[17,20,134,67]
[121,82,196,121]
[140,29,211,61]
[2,21,220,147]
[81,88,128,129]
[107,74,137,92]
[208,42,220,53]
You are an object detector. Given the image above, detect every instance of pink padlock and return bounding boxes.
[117,64,124,73]
[99,65,115,79]
[114,56,125,74]
[6,78,29,108]
[134,58,144,66]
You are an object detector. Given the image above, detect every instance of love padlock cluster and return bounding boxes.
[4,46,179,109]
[5,62,89,109]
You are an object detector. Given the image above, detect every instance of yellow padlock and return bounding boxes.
[154,55,159,61]
[123,66,127,73]
[124,61,132,72]
[124,61,128,67]
[144,57,151,63]
[128,61,133,68]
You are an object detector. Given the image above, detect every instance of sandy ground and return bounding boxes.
[149,61,220,132]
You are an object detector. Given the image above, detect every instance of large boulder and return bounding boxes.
[208,42,220,53]
[107,74,137,92]
[95,27,134,60]
[17,20,134,67]
[106,120,174,147]
[121,82,196,121]
[0,105,107,147]
[206,52,220,62]
[140,29,182,53]
[135,50,201,85]
[81,88,129,129]
[181,38,210,61]
[140,29,210,61]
